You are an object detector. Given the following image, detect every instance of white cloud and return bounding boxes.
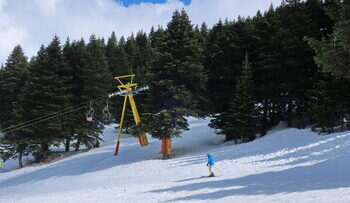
[33,0,58,16]
[0,0,281,64]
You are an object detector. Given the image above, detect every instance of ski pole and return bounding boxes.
[214,166,223,175]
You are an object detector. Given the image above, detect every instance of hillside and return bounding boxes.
[1,118,350,202]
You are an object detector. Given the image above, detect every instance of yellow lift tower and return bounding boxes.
[111,75,149,156]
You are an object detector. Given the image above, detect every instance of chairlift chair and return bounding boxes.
[86,101,95,122]
[101,100,112,124]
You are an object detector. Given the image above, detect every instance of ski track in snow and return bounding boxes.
[1,118,350,202]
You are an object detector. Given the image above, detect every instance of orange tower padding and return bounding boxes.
[161,137,171,155]
[139,133,148,147]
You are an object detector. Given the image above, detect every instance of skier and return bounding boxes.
[207,153,215,177]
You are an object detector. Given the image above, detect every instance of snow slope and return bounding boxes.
[1,118,350,203]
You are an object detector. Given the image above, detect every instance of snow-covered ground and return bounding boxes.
[1,155,34,172]
[1,118,350,203]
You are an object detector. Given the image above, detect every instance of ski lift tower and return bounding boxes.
[110,74,149,156]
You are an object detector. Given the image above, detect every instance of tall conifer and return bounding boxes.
[145,10,207,153]
[0,45,29,168]
[20,36,71,160]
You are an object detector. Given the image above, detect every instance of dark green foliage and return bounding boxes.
[142,109,189,139]
[85,35,113,100]
[75,35,113,150]
[128,122,148,138]
[308,73,339,132]
[149,26,165,48]
[62,38,91,151]
[1,0,349,166]
[210,55,259,143]
[146,10,207,139]
[106,32,131,126]
[208,0,342,140]
[229,55,259,142]
[0,45,29,167]
[205,19,242,114]
[106,32,131,76]
[307,0,350,79]
[19,36,72,160]
[134,31,152,84]
[0,46,28,129]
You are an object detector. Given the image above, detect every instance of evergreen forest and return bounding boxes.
[0,0,349,167]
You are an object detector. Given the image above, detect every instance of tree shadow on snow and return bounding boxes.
[0,141,157,189]
[249,132,350,168]
[149,155,350,202]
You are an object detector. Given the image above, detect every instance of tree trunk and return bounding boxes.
[161,137,171,160]
[18,150,23,168]
[262,99,268,136]
[65,138,71,152]
[35,143,50,162]
[93,139,100,148]
[287,101,293,127]
[225,135,233,142]
[41,143,49,152]
[75,137,81,151]
[270,104,276,127]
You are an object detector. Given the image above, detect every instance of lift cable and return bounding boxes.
[0,101,92,134]
[1,105,88,134]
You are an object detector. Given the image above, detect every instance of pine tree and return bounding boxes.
[62,39,96,151]
[125,34,137,74]
[106,32,131,125]
[334,77,350,127]
[231,54,259,142]
[145,10,207,157]
[0,46,28,128]
[211,55,259,143]
[106,32,131,76]
[84,35,112,101]
[133,31,153,117]
[204,19,242,114]
[106,32,119,75]
[307,0,350,79]
[73,35,113,150]
[0,45,29,168]
[249,1,332,132]
[308,72,340,133]
[122,33,140,130]
[62,38,93,152]
[149,26,165,48]
[0,67,4,128]
[19,36,71,161]
[199,22,208,46]
[194,23,210,114]
[275,0,318,127]
[250,8,275,135]
[135,31,152,83]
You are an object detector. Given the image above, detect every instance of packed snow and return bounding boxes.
[1,118,350,202]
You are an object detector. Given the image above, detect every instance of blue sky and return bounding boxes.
[118,0,191,6]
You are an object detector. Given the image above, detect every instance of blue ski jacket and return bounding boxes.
[207,154,215,166]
